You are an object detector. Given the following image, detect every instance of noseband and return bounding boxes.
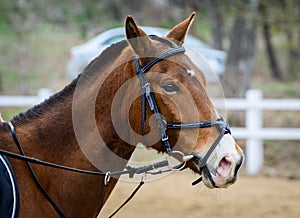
[134,40,231,185]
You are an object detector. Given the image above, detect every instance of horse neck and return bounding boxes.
[5,80,125,171]
[5,81,85,167]
[4,43,138,170]
[75,45,138,162]
[0,44,142,217]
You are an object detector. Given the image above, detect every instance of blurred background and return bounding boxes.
[0,0,299,217]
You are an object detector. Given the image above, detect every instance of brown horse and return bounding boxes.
[0,13,244,217]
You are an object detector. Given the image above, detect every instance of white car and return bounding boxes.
[67,27,227,80]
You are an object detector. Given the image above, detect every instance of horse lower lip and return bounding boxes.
[206,164,217,176]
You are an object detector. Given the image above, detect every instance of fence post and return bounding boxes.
[245,89,263,175]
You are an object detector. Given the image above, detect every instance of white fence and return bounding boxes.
[0,88,53,107]
[213,89,300,175]
[1,88,300,175]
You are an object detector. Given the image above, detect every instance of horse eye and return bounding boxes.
[162,82,179,93]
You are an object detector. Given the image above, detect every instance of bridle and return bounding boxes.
[0,37,232,218]
[134,39,231,185]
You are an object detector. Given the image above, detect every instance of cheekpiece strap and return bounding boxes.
[134,46,185,154]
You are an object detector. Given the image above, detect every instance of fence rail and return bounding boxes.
[1,88,300,175]
[213,89,300,175]
[0,88,53,107]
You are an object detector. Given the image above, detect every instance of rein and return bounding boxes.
[1,122,186,218]
[8,122,65,217]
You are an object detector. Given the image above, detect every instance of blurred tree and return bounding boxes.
[0,0,299,93]
[259,1,283,80]
[279,0,300,79]
[0,70,2,91]
[255,0,300,79]
[205,0,224,50]
[221,0,258,98]
[0,0,33,94]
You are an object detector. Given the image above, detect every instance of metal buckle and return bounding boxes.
[161,133,168,141]
[143,83,155,110]
[104,171,111,186]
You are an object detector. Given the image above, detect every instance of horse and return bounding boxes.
[0,12,244,217]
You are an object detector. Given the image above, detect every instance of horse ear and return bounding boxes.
[125,15,152,56]
[166,12,196,45]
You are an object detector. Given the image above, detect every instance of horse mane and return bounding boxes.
[10,39,130,127]
[83,39,129,78]
[10,78,79,127]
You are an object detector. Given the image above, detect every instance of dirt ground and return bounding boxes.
[99,171,300,218]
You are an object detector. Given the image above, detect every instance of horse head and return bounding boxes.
[73,12,243,189]
[119,13,244,189]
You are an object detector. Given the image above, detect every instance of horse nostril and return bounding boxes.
[234,156,244,177]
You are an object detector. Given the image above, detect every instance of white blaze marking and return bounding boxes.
[217,134,240,164]
[186,69,195,76]
[214,110,241,165]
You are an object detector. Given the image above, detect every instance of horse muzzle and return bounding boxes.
[201,154,244,188]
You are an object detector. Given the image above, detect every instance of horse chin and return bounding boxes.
[202,173,216,189]
[202,170,235,189]
[205,155,240,189]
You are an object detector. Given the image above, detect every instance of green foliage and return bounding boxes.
[0,2,11,35]
[0,68,22,92]
[252,81,300,98]
[0,0,299,86]
[193,21,212,45]
[0,15,9,35]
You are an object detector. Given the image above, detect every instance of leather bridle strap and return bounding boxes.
[3,121,183,218]
[135,46,186,154]
[168,117,231,187]
[135,47,186,75]
[1,125,176,218]
[167,118,231,131]
[167,117,231,168]
[7,122,65,218]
